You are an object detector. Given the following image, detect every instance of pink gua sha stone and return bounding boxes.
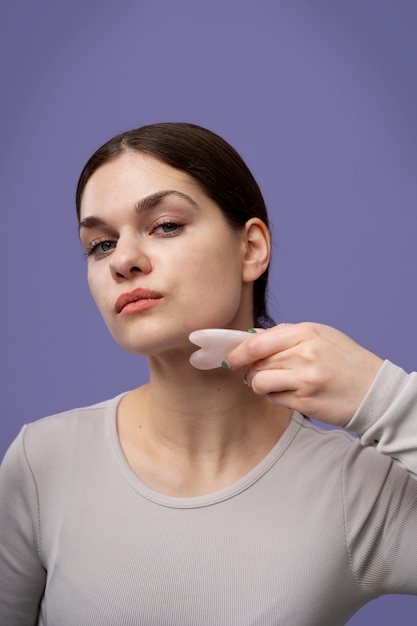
[189,329,251,370]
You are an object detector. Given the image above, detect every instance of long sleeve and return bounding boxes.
[1,375,416,624]
[345,360,417,478]
[342,361,417,596]
[0,427,46,625]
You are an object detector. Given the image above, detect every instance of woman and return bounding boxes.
[1,122,416,625]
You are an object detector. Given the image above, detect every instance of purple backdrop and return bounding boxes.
[1,1,416,622]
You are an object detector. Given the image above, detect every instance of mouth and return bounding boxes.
[115,288,163,315]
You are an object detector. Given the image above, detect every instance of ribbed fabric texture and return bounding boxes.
[1,360,417,625]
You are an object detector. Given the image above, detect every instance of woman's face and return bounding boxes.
[79,151,255,357]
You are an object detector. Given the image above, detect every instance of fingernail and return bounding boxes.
[243,374,248,385]
[247,328,257,333]
[221,360,230,369]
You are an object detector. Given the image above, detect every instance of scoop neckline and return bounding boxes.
[107,392,302,509]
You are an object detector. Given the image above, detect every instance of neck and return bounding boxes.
[123,351,290,453]
[117,352,291,497]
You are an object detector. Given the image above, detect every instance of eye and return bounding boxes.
[152,221,183,236]
[85,238,117,258]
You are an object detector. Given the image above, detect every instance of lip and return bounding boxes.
[115,288,163,315]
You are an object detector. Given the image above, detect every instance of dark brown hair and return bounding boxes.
[76,122,274,327]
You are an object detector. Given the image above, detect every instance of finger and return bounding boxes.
[226,323,299,370]
[248,371,316,416]
[247,368,297,396]
[246,342,308,373]
[265,391,299,407]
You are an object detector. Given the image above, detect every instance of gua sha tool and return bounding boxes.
[189,329,251,370]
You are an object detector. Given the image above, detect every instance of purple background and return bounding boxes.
[1,1,416,622]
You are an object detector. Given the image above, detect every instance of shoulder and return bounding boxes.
[25,395,117,432]
[25,394,121,441]
[291,413,357,459]
[2,394,126,480]
[287,415,417,553]
[289,413,397,485]
[291,413,417,506]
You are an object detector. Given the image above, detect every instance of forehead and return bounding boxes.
[79,152,203,218]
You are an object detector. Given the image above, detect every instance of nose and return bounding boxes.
[109,234,151,281]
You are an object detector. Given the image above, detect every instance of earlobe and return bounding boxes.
[241,218,270,283]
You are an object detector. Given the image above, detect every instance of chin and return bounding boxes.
[111,329,191,358]
[108,310,245,356]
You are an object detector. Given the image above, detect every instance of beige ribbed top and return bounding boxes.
[1,360,417,625]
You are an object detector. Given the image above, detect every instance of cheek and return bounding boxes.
[87,268,110,318]
[178,238,244,310]
[180,235,239,276]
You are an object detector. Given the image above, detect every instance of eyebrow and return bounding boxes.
[78,189,199,232]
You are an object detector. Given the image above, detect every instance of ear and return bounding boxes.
[241,218,271,283]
